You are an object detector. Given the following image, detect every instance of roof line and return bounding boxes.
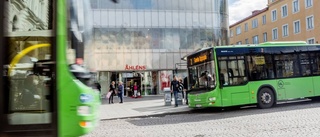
[230,7,268,28]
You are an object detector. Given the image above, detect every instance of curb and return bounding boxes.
[100,110,192,121]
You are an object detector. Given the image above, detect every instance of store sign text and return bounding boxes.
[125,64,146,70]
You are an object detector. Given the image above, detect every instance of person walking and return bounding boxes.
[118,81,124,103]
[170,76,179,107]
[109,81,116,104]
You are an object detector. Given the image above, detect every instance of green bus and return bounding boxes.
[0,0,112,136]
[186,41,320,109]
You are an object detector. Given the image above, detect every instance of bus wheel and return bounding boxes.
[257,88,275,109]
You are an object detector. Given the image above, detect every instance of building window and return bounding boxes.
[245,23,248,32]
[294,20,301,34]
[245,39,249,44]
[307,38,315,44]
[263,32,267,42]
[305,0,313,8]
[293,0,299,13]
[271,10,277,22]
[236,26,241,35]
[237,41,242,45]
[252,19,258,28]
[252,35,259,44]
[281,5,288,18]
[230,30,233,37]
[282,24,289,37]
[272,28,278,40]
[306,15,314,30]
[262,15,266,25]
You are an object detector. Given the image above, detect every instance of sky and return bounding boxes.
[228,0,268,25]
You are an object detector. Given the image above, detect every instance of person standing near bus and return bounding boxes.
[118,81,124,103]
[109,81,116,104]
[170,76,179,107]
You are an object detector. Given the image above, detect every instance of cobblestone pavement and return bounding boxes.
[83,100,320,137]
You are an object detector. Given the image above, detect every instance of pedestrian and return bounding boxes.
[170,76,179,107]
[118,81,124,103]
[178,78,184,101]
[109,81,116,104]
[133,82,138,98]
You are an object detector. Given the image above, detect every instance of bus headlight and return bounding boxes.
[209,97,216,101]
[77,106,91,115]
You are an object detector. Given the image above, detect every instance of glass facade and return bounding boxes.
[89,0,229,95]
[89,0,229,71]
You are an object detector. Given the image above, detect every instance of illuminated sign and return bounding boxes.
[193,54,208,64]
[254,56,265,65]
[125,64,146,70]
[189,52,210,66]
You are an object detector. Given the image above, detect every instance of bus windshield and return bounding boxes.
[189,61,216,90]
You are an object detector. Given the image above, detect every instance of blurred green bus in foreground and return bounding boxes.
[0,0,112,136]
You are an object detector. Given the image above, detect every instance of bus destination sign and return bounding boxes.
[189,52,209,66]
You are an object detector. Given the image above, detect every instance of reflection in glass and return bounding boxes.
[90,0,229,70]
[4,0,53,125]
[5,0,51,33]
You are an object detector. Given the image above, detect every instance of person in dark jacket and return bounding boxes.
[118,81,124,103]
[170,76,180,107]
[109,81,116,104]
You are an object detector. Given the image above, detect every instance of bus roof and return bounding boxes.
[184,41,315,60]
[216,41,309,49]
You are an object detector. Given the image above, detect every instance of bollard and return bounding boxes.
[164,87,171,106]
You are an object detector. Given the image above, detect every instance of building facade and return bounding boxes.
[88,0,229,96]
[230,0,319,45]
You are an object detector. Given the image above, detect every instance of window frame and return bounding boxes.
[306,15,314,30]
[263,32,267,42]
[293,20,301,34]
[293,0,300,13]
[272,27,278,40]
[305,0,313,8]
[281,4,288,18]
[262,15,266,25]
[236,26,241,35]
[307,37,315,44]
[252,35,259,44]
[271,9,277,22]
[282,24,289,37]
[252,19,258,29]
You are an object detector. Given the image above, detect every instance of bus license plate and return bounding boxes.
[196,104,202,107]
